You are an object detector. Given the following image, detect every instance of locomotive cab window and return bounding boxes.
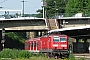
[60,38,66,42]
[53,36,60,42]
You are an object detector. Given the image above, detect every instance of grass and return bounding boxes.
[2,56,86,60]
[11,57,68,60]
[0,49,86,60]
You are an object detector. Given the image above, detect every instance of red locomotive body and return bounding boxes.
[25,38,41,52]
[25,34,69,58]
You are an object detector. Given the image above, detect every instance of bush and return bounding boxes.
[36,53,44,57]
[68,54,75,60]
[0,48,19,59]
[0,48,34,59]
[18,50,33,58]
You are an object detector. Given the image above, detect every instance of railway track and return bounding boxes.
[74,53,90,60]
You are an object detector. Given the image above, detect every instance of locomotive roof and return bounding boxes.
[41,34,67,37]
[25,38,40,42]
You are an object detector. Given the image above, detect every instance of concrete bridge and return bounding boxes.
[0,17,48,38]
[0,17,48,31]
[48,17,90,30]
[1,17,90,31]
[1,17,90,38]
[57,17,90,28]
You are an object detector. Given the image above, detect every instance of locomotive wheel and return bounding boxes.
[54,54,60,59]
[46,53,51,58]
[47,55,51,58]
[54,56,59,59]
[43,53,47,57]
[55,56,57,59]
[47,53,54,58]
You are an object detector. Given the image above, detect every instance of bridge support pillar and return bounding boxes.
[82,38,87,42]
[38,31,45,37]
[28,31,47,39]
[75,38,87,43]
[76,38,79,42]
[26,32,30,39]
[29,32,35,39]
[38,31,42,37]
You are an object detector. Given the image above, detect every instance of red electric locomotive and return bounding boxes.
[25,34,69,58]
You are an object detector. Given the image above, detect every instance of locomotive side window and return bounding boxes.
[60,38,66,42]
[53,36,60,42]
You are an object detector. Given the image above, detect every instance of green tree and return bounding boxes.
[65,0,90,17]
[46,0,68,18]
[37,9,43,18]
[6,32,26,43]
[37,0,67,18]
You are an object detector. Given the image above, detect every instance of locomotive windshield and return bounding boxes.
[60,38,66,42]
[53,36,60,42]
[53,36,66,42]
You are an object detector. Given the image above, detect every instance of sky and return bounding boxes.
[0,0,42,14]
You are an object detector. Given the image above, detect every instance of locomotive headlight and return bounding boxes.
[53,44,58,47]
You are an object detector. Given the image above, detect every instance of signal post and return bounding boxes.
[1,27,5,50]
